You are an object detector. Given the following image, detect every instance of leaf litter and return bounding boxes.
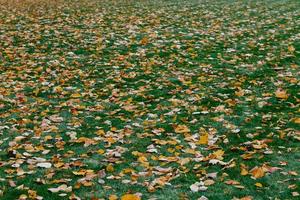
[0,0,299,199]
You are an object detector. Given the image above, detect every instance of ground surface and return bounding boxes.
[0,0,299,199]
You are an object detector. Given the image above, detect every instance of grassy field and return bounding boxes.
[0,0,299,199]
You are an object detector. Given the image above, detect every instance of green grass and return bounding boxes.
[0,0,299,199]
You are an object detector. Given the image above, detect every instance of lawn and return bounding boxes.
[0,0,299,199]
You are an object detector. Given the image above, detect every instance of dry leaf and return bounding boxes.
[37,162,52,168]
[48,184,72,193]
[250,167,265,178]
[120,194,141,200]
[199,132,208,145]
[255,182,263,187]
[275,89,288,99]
[175,125,190,133]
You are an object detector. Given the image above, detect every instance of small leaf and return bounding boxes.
[120,194,141,200]
[175,125,190,133]
[255,182,263,188]
[198,132,208,145]
[275,89,288,99]
[70,93,81,98]
[36,162,52,168]
[106,164,114,172]
[109,195,118,200]
[288,45,295,53]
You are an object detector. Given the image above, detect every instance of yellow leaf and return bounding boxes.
[204,179,215,186]
[293,118,300,124]
[107,137,116,144]
[106,164,114,172]
[255,182,263,188]
[96,129,105,136]
[73,170,87,176]
[174,125,190,133]
[18,194,28,200]
[53,86,63,93]
[71,93,81,98]
[109,195,118,200]
[82,181,93,187]
[288,45,295,53]
[28,190,37,199]
[138,156,148,163]
[213,150,224,159]
[235,89,245,97]
[198,132,208,145]
[275,89,288,99]
[240,164,248,176]
[250,167,265,178]
[33,88,39,96]
[121,194,141,200]
[97,149,105,154]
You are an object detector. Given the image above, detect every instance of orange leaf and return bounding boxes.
[288,45,295,53]
[275,89,288,99]
[121,194,141,200]
[174,125,190,133]
[140,37,149,45]
[293,118,300,124]
[109,195,118,200]
[250,167,265,178]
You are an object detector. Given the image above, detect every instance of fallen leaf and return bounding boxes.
[175,125,190,133]
[106,164,114,172]
[48,184,72,193]
[198,132,208,145]
[288,45,295,53]
[224,180,240,185]
[255,182,263,188]
[36,162,52,168]
[109,194,118,200]
[121,194,141,200]
[275,89,288,99]
[250,167,265,178]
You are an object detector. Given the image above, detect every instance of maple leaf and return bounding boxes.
[249,167,265,178]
